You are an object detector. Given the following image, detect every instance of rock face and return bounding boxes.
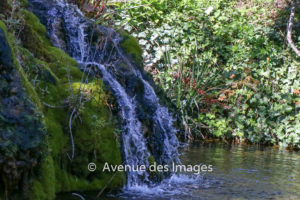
[0,6,124,199]
[0,26,45,198]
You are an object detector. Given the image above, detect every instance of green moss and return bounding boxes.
[119,31,143,65]
[0,21,6,33]
[44,110,68,156]
[27,75,124,198]
[23,10,46,34]
[20,10,82,82]
[19,0,29,7]
[1,20,44,112]
[54,165,124,192]
[30,156,56,200]
[19,70,43,109]
[17,42,59,85]
[26,65,124,197]
[148,155,155,165]
[70,81,125,185]
[31,181,46,200]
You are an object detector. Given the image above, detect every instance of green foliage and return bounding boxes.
[108,0,300,148]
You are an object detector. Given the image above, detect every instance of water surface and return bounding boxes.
[58,142,300,200]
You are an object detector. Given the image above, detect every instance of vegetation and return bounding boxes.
[86,0,300,148]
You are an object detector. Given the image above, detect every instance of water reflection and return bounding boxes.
[56,142,300,200]
[180,142,300,200]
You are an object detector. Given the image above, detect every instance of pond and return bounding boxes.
[57,142,300,200]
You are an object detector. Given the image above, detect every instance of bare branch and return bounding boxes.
[72,193,85,200]
[67,107,76,161]
[96,171,118,198]
[42,102,66,109]
[287,1,300,57]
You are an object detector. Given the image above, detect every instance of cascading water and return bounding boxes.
[27,0,181,189]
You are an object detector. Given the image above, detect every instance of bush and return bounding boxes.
[96,0,300,148]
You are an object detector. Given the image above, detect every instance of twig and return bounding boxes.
[96,172,118,198]
[286,0,300,57]
[67,107,76,161]
[42,102,66,109]
[72,193,85,200]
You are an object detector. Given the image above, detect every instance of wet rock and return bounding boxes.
[49,17,67,50]
[10,87,18,95]
[0,30,13,68]
[0,26,45,198]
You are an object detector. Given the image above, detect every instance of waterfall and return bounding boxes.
[28,0,180,188]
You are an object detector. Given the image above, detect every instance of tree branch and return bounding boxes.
[67,107,76,161]
[287,0,300,57]
[42,102,66,109]
[72,193,85,200]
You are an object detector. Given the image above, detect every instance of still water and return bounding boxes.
[57,143,300,200]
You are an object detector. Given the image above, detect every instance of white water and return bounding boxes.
[115,173,208,200]
[84,62,151,186]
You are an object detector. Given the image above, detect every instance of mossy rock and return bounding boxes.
[29,72,125,198]
[0,7,125,200]
[19,10,82,82]
[119,30,143,65]
[0,19,46,199]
